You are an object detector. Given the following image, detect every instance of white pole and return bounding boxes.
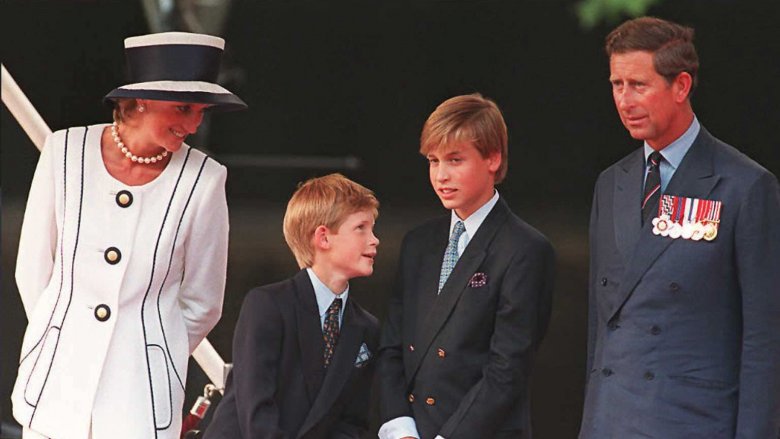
[1,64,51,150]
[2,63,228,392]
[192,338,229,390]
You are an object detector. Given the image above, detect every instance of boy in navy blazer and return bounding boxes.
[378,94,555,439]
[205,173,380,439]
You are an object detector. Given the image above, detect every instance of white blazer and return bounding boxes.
[12,124,228,439]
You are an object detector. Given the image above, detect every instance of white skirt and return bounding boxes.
[24,423,93,439]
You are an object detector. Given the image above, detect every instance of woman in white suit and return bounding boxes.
[12,32,246,439]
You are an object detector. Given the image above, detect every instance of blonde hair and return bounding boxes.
[283,173,379,268]
[112,98,139,123]
[420,93,509,183]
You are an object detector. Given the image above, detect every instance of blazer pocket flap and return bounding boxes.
[24,326,60,405]
[147,344,173,429]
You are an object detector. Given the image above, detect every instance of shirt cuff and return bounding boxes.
[378,416,420,439]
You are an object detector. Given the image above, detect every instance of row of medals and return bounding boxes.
[652,214,718,241]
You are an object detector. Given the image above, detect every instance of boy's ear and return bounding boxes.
[487,151,502,174]
[313,225,330,250]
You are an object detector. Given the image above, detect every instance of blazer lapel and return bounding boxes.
[609,128,721,320]
[414,219,449,340]
[613,150,645,258]
[409,199,509,379]
[297,300,365,438]
[293,270,326,405]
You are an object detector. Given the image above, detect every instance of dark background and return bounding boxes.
[2,1,779,437]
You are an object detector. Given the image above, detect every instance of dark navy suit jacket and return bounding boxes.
[378,198,555,439]
[204,270,379,439]
[580,127,780,438]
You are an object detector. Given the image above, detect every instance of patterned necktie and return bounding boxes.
[642,151,663,225]
[438,221,465,293]
[322,298,342,368]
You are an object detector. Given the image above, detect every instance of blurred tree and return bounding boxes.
[576,0,661,29]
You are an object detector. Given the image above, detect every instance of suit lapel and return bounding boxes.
[293,270,326,405]
[609,128,721,320]
[414,219,449,339]
[613,150,644,258]
[297,300,365,438]
[409,199,509,379]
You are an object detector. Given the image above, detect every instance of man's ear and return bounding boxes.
[313,225,330,250]
[673,71,693,103]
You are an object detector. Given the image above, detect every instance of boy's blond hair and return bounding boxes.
[283,173,379,268]
[420,93,509,183]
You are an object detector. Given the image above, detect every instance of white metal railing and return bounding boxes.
[2,63,229,391]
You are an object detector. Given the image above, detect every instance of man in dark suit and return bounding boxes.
[378,94,555,439]
[204,174,380,439]
[580,17,780,438]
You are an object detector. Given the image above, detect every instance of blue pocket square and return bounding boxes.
[355,342,371,367]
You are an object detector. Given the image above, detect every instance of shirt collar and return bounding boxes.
[449,189,500,238]
[306,268,349,319]
[644,115,700,170]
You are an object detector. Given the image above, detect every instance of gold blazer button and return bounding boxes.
[104,247,122,265]
[94,304,111,322]
[116,190,133,208]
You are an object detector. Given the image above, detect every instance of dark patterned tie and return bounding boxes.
[323,298,342,368]
[642,151,663,225]
[439,221,465,293]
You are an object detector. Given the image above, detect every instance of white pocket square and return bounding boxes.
[354,342,371,367]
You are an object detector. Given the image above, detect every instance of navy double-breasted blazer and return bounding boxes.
[378,198,555,439]
[580,127,780,439]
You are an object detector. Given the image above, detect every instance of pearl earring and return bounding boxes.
[138,105,145,112]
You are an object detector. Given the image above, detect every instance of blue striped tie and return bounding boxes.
[438,221,465,293]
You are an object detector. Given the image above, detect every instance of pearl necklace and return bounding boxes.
[111,122,169,164]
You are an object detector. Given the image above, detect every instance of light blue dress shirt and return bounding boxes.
[306,268,348,329]
[449,189,500,256]
[643,116,700,192]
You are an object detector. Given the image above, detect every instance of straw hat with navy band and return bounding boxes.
[105,32,247,112]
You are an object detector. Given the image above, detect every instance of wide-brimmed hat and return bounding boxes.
[104,32,247,112]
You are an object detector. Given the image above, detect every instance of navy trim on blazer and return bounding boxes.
[20,128,71,368]
[29,127,88,425]
[141,147,192,435]
[156,153,208,393]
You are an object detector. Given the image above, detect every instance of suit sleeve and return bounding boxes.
[733,171,780,438]
[377,233,418,425]
[232,290,288,439]
[586,182,600,376]
[440,238,556,439]
[178,162,228,353]
[16,133,58,317]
